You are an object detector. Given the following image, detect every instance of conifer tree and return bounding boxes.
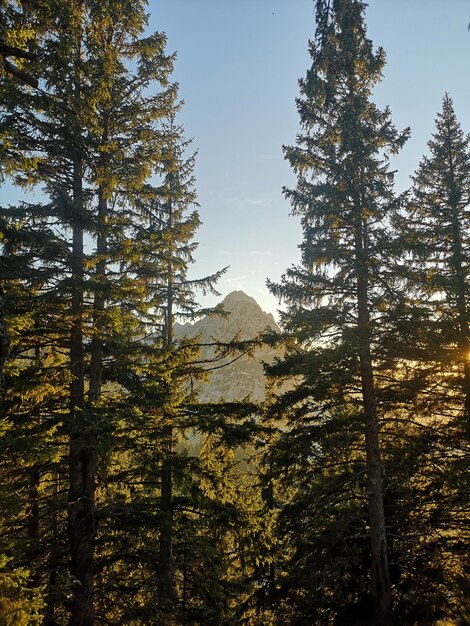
[91,112,266,624]
[266,1,409,623]
[0,0,46,392]
[2,4,263,621]
[384,94,470,623]
[0,1,178,621]
[1,203,74,621]
[401,94,470,430]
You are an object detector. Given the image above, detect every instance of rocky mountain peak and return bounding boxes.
[220,291,278,332]
[175,291,281,402]
[223,290,259,307]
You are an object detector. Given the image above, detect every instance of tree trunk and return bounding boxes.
[89,186,107,404]
[27,468,40,559]
[66,15,96,620]
[158,201,176,619]
[67,156,96,626]
[182,531,188,626]
[0,285,9,399]
[27,467,41,595]
[355,214,393,626]
[158,426,174,618]
[44,470,60,626]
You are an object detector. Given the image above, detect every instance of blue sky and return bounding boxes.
[149,0,470,317]
[2,1,469,318]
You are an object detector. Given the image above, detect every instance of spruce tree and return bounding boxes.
[386,94,470,623]
[402,94,470,429]
[0,0,45,393]
[2,5,262,620]
[0,1,177,621]
[267,1,409,623]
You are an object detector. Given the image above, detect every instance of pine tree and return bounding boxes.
[402,94,470,430]
[0,0,46,394]
[266,1,409,623]
[0,1,177,621]
[2,5,266,622]
[386,94,470,623]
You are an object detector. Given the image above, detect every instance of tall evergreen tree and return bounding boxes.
[384,94,470,623]
[2,3,254,622]
[0,1,178,621]
[401,94,470,431]
[266,1,409,623]
[0,0,46,393]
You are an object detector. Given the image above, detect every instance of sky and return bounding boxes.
[2,1,469,319]
[147,0,470,317]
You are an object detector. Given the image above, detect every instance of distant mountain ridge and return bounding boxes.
[174,291,281,402]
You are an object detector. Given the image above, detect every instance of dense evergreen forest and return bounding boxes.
[0,0,468,624]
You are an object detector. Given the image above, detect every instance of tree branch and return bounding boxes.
[2,56,38,88]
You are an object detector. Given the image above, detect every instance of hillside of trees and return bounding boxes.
[0,1,468,624]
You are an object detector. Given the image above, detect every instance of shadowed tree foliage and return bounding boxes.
[1,3,260,623]
[265,0,409,623]
[1,2,469,625]
[0,0,178,621]
[386,93,470,624]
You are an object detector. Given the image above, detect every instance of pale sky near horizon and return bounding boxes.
[149,0,470,318]
[2,1,469,320]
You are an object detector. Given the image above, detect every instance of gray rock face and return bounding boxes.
[174,291,281,402]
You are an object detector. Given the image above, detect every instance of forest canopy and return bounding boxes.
[0,1,468,624]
